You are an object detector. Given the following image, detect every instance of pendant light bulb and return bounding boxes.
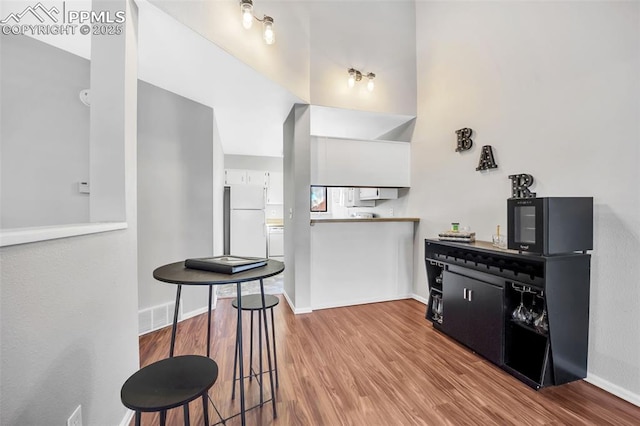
[366,73,375,92]
[348,72,355,88]
[241,0,253,29]
[263,16,275,45]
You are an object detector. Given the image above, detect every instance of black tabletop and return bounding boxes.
[153,259,285,286]
[121,355,219,412]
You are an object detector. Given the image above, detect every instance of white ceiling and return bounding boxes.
[9,0,416,157]
[137,0,303,157]
[137,1,415,157]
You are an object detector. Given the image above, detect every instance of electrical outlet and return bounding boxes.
[67,405,82,426]
[389,208,394,217]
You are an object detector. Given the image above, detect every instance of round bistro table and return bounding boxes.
[153,259,284,426]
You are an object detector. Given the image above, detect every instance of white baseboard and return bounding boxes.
[119,409,134,426]
[409,293,640,408]
[282,290,313,314]
[411,293,429,305]
[586,373,640,407]
[311,294,412,311]
[181,306,209,321]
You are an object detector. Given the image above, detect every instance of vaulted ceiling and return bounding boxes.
[144,0,417,156]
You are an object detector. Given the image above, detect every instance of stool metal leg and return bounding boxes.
[249,310,254,382]
[169,285,182,358]
[160,410,166,426]
[183,403,190,426]
[207,285,213,358]
[202,393,210,426]
[271,307,279,388]
[259,279,277,417]
[236,282,247,426]
[135,411,141,426]
[231,329,239,400]
[258,307,264,406]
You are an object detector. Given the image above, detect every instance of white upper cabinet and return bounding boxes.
[247,170,268,186]
[266,171,284,204]
[225,169,247,185]
[311,137,410,187]
[225,169,268,186]
[359,188,398,200]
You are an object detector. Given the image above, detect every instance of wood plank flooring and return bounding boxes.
[135,297,640,425]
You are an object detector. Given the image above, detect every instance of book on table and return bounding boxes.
[185,256,268,274]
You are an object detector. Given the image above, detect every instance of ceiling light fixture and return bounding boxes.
[347,68,362,88]
[347,68,376,92]
[240,0,275,45]
[366,73,375,92]
[262,15,275,45]
[240,0,253,29]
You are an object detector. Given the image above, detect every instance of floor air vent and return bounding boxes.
[138,301,179,335]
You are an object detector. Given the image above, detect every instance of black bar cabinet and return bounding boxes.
[425,239,590,389]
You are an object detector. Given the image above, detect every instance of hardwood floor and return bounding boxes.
[135,297,640,425]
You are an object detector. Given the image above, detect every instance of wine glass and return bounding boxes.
[432,294,442,322]
[529,292,541,323]
[534,308,548,333]
[434,297,443,323]
[512,286,531,323]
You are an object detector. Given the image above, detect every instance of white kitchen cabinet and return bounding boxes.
[224,169,268,186]
[359,188,398,200]
[247,170,268,186]
[311,136,410,187]
[343,188,375,207]
[225,169,247,185]
[266,171,284,204]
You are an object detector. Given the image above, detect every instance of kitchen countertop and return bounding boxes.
[310,218,420,224]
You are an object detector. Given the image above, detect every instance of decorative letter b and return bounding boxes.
[455,128,473,152]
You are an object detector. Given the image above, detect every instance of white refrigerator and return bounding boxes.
[229,184,266,258]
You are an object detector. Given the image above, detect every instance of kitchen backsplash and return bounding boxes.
[266,204,284,219]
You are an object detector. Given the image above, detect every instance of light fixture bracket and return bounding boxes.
[239,0,275,44]
[348,68,376,91]
[348,68,363,82]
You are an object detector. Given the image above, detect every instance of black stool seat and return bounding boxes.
[121,355,218,425]
[232,294,279,310]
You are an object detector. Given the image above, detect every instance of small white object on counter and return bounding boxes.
[350,212,374,219]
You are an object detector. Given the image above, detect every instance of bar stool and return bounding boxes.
[231,293,279,404]
[121,355,219,426]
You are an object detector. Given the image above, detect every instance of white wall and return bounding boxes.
[0,1,139,424]
[213,115,225,257]
[283,104,313,312]
[411,1,640,404]
[1,35,90,228]
[283,107,296,303]
[224,154,283,173]
[137,81,214,317]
